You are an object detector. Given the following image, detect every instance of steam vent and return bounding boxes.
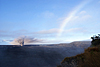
[20,41,24,46]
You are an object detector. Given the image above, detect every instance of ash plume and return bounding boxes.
[10,36,43,45]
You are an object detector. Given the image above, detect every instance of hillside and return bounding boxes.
[58,39,100,67]
[49,41,91,48]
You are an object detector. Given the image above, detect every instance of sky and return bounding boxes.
[0,0,100,45]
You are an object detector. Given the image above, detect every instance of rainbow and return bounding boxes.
[57,0,92,37]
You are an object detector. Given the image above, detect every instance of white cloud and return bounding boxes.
[2,40,13,42]
[0,29,30,39]
[65,28,82,33]
[1,27,92,45]
[75,15,91,21]
[36,28,59,34]
[33,27,91,37]
[33,27,91,35]
[65,28,93,34]
[73,11,91,20]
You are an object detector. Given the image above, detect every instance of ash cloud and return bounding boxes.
[10,36,44,45]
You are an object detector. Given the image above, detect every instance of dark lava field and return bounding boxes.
[0,42,90,67]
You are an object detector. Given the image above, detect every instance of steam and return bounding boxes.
[10,36,43,45]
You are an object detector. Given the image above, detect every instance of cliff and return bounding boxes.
[58,39,100,67]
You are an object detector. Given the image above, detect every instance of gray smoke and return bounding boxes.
[10,36,43,45]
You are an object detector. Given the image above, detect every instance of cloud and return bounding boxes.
[36,28,59,34]
[0,34,17,38]
[65,28,93,34]
[71,11,91,22]
[10,36,44,45]
[0,30,11,37]
[32,28,93,41]
[0,29,29,38]
[0,39,13,45]
[0,29,58,39]
[32,27,91,37]
[2,40,13,42]
[65,28,83,33]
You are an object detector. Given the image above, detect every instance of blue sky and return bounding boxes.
[0,0,100,45]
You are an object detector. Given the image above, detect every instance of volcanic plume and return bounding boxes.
[10,36,43,45]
